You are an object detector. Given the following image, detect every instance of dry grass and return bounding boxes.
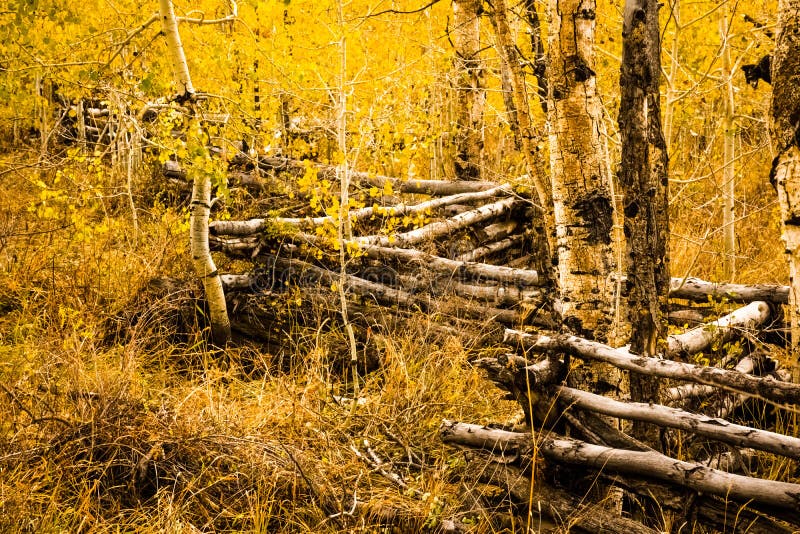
[0,152,523,532]
[0,142,795,534]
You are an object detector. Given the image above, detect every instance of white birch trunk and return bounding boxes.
[159,0,230,344]
[158,0,195,96]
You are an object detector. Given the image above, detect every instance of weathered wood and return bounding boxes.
[419,278,540,307]
[505,329,800,405]
[670,276,789,304]
[354,197,520,248]
[441,420,800,510]
[209,184,513,236]
[541,436,800,509]
[664,355,756,403]
[667,301,772,358]
[452,0,486,181]
[221,263,536,327]
[619,0,670,445]
[302,235,542,286]
[769,0,800,380]
[454,234,523,263]
[554,385,800,459]
[547,0,619,344]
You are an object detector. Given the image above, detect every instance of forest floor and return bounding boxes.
[0,146,794,533]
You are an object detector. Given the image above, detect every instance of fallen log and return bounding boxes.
[224,258,423,309]
[221,261,539,326]
[505,330,800,405]
[354,197,520,248]
[454,234,524,263]
[663,355,758,403]
[241,155,499,195]
[666,301,771,358]
[209,184,514,236]
[553,385,800,459]
[423,279,540,307]
[670,276,789,304]
[473,220,519,242]
[296,234,542,286]
[441,420,800,510]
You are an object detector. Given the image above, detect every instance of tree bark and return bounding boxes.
[354,197,519,248]
[720,5,737,280]
[452,0,486,181]
[547,0,620,350]
[441,421,800,511]
[454,234,524,263]
[618,0,670,441]
[554,385,800,459]
[771,0,800,381]
[489,0,555,273]
[158,0,195,97]
[666,301,772,358]
[505,329,800,405]
[523,0,548,113]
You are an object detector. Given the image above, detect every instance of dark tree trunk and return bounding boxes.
[770,0,800,381]
[618,0,670,444]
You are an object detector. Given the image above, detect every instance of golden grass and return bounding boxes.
[0,146,795,533]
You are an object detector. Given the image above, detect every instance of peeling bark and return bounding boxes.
[547,0,619,351]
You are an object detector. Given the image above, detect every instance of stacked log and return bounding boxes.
[169,155,799,531]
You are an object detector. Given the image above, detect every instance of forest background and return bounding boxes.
[0,0,789,531]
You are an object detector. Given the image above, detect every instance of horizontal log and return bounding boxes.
[221,261,536,326]
[441,420,800,510]
[664,355,756,403]
[455,234,524,263]
[505,330,800,405]
[670,276,789,304]
[293,234,542,286]
[540,436,800,509]
[355,197,520,248]
[209,184,513,236]
[667,301,772,358]
[243,155,499,195]
[554,385,800,459]
[474,220,519,242]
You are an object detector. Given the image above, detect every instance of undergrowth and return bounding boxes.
[0,145,793,533]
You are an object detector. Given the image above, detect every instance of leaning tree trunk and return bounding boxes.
[771,0,800,382]
[489,0,554,283]
[452,0,486,181]
[547,0,624,395]
[618,0,670,443]
[159,0,231,344]
[523,0,548,113]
